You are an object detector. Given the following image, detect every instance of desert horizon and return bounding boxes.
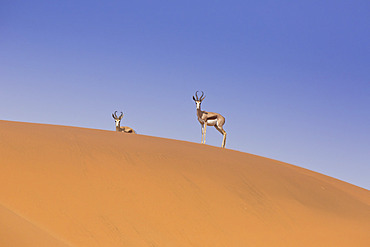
[0,120,369,246]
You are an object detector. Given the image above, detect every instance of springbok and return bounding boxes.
[112,111,136,134]
[193,91,227,148]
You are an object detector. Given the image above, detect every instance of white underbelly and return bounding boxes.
[206,119,217,126]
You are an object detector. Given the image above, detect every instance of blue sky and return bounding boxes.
[1,1,369,189]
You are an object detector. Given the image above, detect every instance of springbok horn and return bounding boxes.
[195,91,199,100]
[119,112,123,119]
[200,91,205,101]
[114,111,118,118]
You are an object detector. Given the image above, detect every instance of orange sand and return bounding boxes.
[0,120,369,246]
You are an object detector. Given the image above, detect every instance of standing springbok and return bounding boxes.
[112,111,136,134]
[193,91,227,148]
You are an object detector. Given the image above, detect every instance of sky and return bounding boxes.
[1,0,369,189]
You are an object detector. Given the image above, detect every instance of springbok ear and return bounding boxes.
[192,96,196,101]
[112,114,115,119]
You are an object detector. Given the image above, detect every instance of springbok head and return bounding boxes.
[112,111,124,127]
[192,91,206,109]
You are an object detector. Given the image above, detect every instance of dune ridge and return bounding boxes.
[0,120,369,247]
[0,202,72,247]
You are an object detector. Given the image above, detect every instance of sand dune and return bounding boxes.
[0,203,72,247]
[0,120,369,246]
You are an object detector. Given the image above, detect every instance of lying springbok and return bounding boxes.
[193,91,227,148]
[112,111,136,134]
